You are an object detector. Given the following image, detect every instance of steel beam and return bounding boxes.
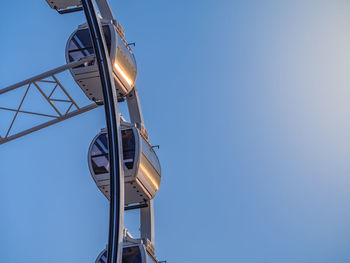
[81,1,124,263]
[0,104,98,145]
[0,56,94,95]
[0,56,98,145]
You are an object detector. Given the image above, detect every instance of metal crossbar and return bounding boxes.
[0,56,99,145]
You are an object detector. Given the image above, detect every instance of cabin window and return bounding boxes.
[68,26,112,66]
[115,33,137,85]
[141,137,160,173]
[90,130,135,174]
[91,134,109,175]
[122,129,135,170]
[122,246,141,263]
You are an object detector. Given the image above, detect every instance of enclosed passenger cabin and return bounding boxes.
[88,125,161,204]
[95,244,158,263]
[65,22,137,102]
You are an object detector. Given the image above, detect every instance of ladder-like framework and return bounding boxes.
[0,56,98,145]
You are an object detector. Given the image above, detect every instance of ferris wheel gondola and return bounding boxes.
[66,21,137,102]
[88,124,161,204]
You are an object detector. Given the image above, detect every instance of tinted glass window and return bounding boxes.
[90,130,136,174]
[116,33,135,65]
[122,246,141,263]
[91,144,102,156]
[91,134,109,175]
[122,129,135,169]
[141,137,160,173]
[103,25,112,53]
[68,26,112,66]
[68,29,94,65]
[115,33,137,85]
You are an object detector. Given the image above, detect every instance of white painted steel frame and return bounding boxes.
[0,56,98,145]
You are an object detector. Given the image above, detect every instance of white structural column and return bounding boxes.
[126,87,148,138]
[96,0,114,20]
[140,200,155,246]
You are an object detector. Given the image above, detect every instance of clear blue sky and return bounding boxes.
[1,1,350,262]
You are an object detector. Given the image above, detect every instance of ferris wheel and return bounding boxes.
[0,1,164,263]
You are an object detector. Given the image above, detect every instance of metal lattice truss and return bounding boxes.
[0,56,99,145]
